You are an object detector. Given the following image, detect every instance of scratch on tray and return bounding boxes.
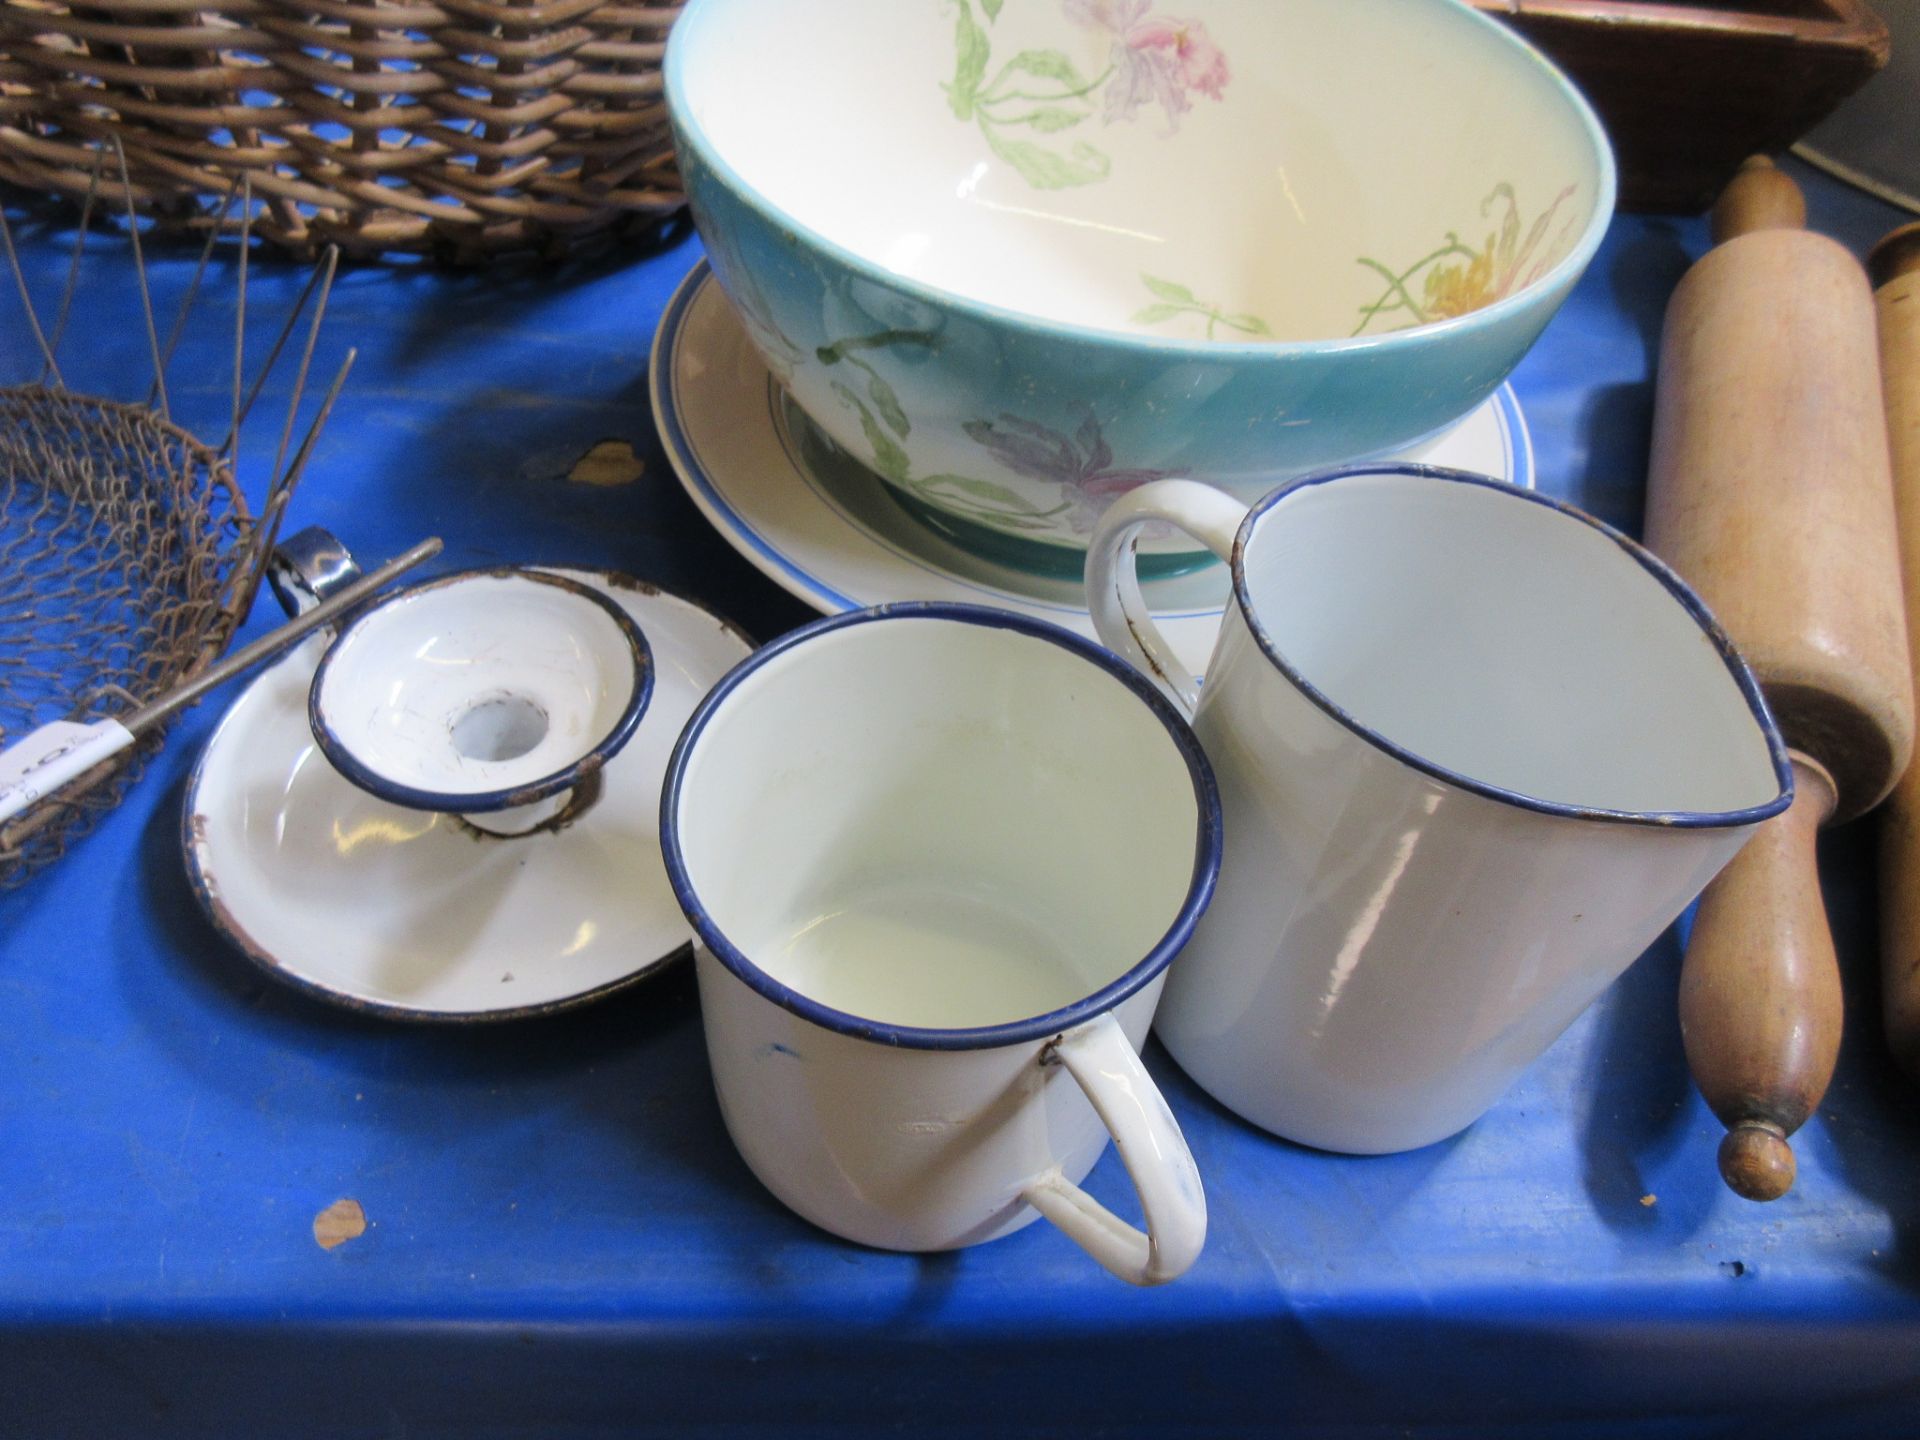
[174,1095,198,1162]
[314,1197,368,1251]
[1333,1168,1436,1311]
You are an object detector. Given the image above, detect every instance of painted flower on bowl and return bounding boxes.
[1067,0,1230,132]
[964,409,1170,533]
[941,0,1232,191]
[1354,182,1580,335]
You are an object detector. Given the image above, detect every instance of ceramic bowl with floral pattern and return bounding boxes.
[666,0,1614,572]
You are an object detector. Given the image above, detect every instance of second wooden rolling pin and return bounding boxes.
[1644,158,1914,1201]
[1874,222,1920,1082]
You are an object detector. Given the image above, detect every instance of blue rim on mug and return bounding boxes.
[1225,463,1796,830]
[308,567,655,816]
[659,603,1225,1052]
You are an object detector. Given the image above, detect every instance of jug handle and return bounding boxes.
[1086,481,1248,718]
[1021,1013,1206,1286]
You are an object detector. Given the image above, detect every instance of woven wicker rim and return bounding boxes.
[0,0,688,261]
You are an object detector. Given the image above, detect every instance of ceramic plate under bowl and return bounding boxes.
[652,261,1533,679]
[184,571,753,1022]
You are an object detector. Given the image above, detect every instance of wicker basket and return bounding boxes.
[0,0,686,263]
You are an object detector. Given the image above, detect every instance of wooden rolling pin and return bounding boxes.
[1644,157,1914,1201]
[1874,221,1920,1082]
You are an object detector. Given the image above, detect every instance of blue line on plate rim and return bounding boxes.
[654,261,1534,620]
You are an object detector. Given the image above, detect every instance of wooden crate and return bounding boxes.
[1470,1,1891,213]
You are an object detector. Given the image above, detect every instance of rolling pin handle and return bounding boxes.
[1719,1121,1795,1203]
[1710,155,1807,245]
[1680,754,1843,1202]
[1869,221,1920,291]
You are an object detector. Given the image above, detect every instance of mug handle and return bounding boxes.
[1085,480,1249,718]
[1020,1013,1206,1286]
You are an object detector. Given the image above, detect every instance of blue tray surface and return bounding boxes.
[3,166,1917,1438]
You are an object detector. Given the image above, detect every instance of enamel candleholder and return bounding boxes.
[308,568,654,838]
[184,540,753,1023]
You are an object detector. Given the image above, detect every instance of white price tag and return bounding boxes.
[0,719,134,824]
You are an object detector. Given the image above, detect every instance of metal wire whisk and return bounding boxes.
[1,145,352,885]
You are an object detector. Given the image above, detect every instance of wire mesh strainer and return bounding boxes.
[1,153,347,885]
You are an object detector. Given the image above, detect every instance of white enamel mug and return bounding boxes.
[1087,465,1793,1154]
[660,605,1222,1285]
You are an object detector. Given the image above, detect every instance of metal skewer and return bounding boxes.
[0,538,443,827]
